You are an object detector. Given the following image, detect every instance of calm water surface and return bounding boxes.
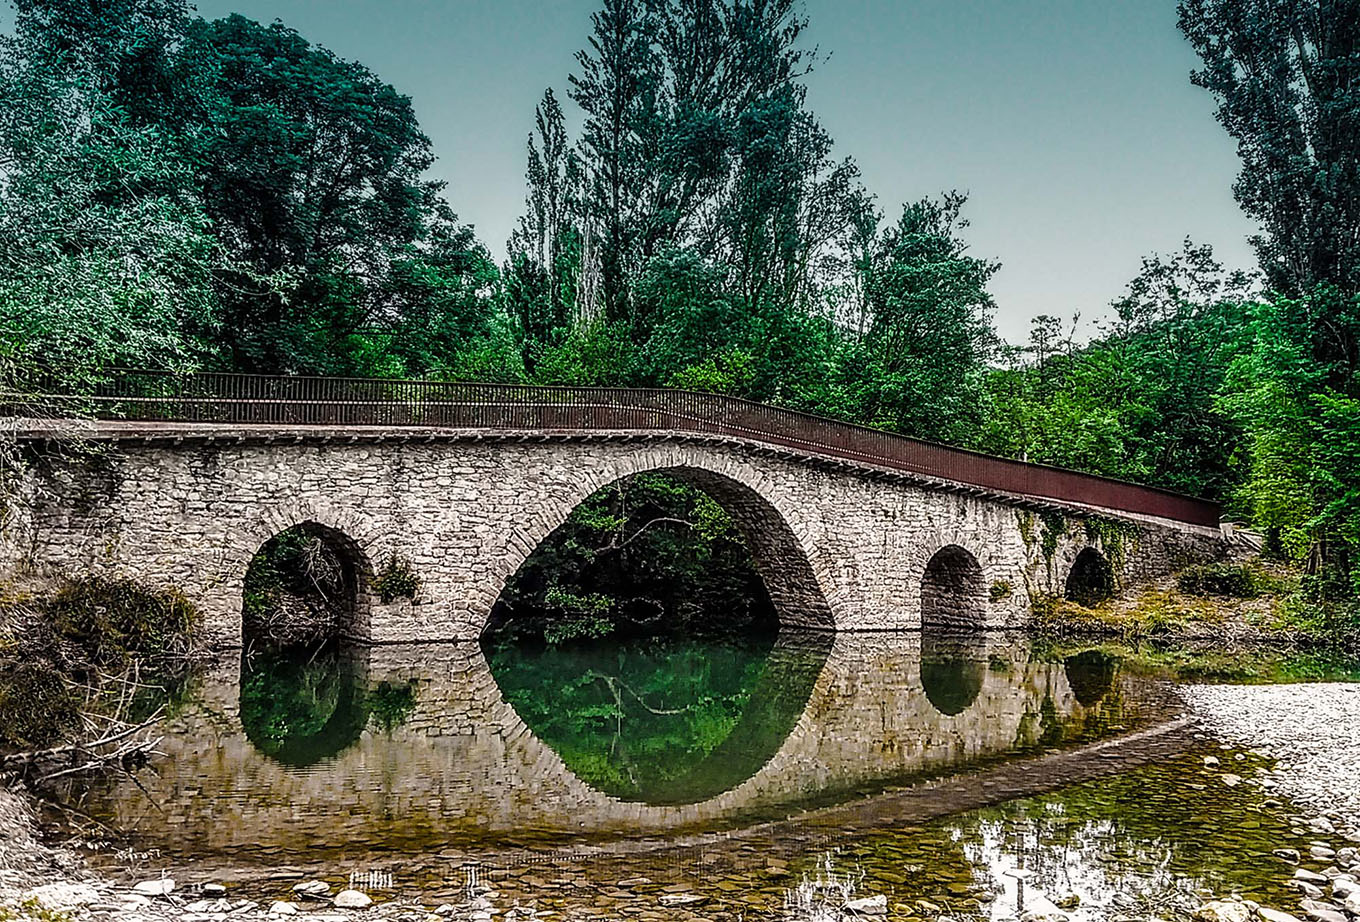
[50,630,1360,921]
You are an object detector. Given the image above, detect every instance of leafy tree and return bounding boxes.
[1178,0,1360,307]
[0,0,219,377]
[831,194,998,444]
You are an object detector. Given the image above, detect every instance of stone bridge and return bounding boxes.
[5,411,1224,644]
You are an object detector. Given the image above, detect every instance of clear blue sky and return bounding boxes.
[24,0,1265,342]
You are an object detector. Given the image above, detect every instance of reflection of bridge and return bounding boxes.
[4,371,1224,642]
[68,634,1163,858]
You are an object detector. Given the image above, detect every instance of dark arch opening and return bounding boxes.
[242,522,370,649]
[1065,548,1116,608]
[919,629,987,716]
[920,545,988,631]
[484,466,832,642]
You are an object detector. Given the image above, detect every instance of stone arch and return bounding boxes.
[242,521,374,644]
[920,544,988,630]
[484,458,834,634]
[1065,547,1115,607]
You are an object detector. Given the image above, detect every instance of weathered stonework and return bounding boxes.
[4,427,1225,644]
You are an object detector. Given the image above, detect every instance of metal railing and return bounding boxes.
[1,368,1222,527]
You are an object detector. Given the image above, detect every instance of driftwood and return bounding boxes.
[0,710,163,784]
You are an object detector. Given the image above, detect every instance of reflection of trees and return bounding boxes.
[483,631,829,804]
[239,644,421,766]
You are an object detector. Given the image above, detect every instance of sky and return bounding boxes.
[23,0,1264,343]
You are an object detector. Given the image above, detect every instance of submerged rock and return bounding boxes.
[1256,908,1304,922]
[1196,900,1251,922]
[843,894,888,915]
[132,878,175,897]
[1275,849,1303,863]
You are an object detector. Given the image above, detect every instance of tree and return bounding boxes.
[1178,0,1360,309]
[0,0,219,378]
[832,194,998,444]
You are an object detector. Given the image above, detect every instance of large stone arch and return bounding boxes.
[1065,546,1116,607]
[477,451,836,635]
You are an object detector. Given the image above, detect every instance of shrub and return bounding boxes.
[1176,563,1261,599]
[43,576,200,669]
[0,660,78,749]
[372,557,420,604]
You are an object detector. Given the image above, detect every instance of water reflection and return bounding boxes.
[239,644,371,767]
[919,630,987,716]
[483,631,830,805]
[61,634,1168,861]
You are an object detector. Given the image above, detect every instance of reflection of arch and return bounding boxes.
[920,545,987,630]
[483,630,832,805]
[919,630,987,716]
[242,521,372,644]
[490,465,833,634]
[1064,650,1118,706]
[1065,547,1115,607]
[239,643,370,767]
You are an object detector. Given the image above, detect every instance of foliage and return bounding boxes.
[238,642,368,766]
[243,526,358,648]
[41,576,200,670]
[0,660,79,749]
[372,557,420,604]
[365,679,418,733]
[1176,563,1263,599]
[1178,0,1360,297]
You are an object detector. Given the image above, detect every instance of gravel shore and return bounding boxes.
[1180,682,1360,842]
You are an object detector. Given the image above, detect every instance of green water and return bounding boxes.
[48,631,1359,922]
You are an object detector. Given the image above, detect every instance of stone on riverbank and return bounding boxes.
[132,878,175,897]
[1196,900,1251,922]
[333,890,373,909]
[1257,908,1304,922]
[24,883,100,910]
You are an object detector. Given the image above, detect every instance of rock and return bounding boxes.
[915,900,942,913]
[657,893,706,907]
[1275,849,1302,863]
[1222,774,1244,787]
[1332,880,1357,900]
[1291,881,1326,899]
[333,890,374,909]
[843,895,888,916]
[617,878,653,887]
[203,884,228,897]
[1340,894,1360,917]
[132,878,175,897]
[1313,846,1338,860]
[1299,900,1347,922]
[1196,900,1251,922]
[1298,870,1332,885]
[270,902,300,915]
[294,880,332,899]
[432,906,455,917]
[24,884,101,910]
[1257,908,1304,922]
[1055,894,1081,910]
[184,899,233,913]
[1205,756,1222,767]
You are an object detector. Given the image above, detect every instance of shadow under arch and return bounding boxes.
[241,520,373,646]
[488,464,834,636]
[483,628,832,805]
[920,544,988,631]
[239,642,371,767]
[919,628,988,716]
[1065,547,1116,607]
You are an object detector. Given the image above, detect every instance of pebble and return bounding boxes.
[270,902,300,915]
[294,880,332,900]
[132,878,176,897]
[843,894,888,915]
[333,890,374,909]
[1298,900,1347,922]
[1274,849,1302,863]
[1196,900,1251,922]
[1257,909,1304,922]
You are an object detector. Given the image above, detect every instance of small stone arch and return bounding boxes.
[241,521,373,645]
[485,460,834,634]
[1065,547,1115,607]
[920,544,988,630]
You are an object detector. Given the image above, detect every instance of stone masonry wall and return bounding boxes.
[4,431,1225,643]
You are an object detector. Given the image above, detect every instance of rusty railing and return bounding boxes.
[1,368,1222,527]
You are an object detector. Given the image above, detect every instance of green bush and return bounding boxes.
[1176,564,1261,599]
[0,660,78,749]
[43,576,200,668]
[372,557,420,604]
